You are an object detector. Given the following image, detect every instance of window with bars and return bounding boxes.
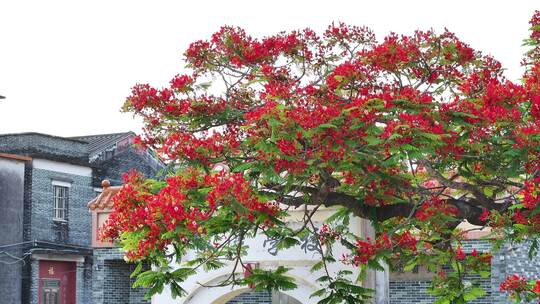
[42,280,60,304]
[53,185,69,221]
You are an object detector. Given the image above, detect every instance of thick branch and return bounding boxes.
[423,162,493,208]
[279,190,496,227]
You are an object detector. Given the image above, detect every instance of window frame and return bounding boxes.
[52,180,71,222]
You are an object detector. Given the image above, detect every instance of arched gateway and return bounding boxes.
[223,290,302,304]
[174,271,319,304]
[151,208,368,304]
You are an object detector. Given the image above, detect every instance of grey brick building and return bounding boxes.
[2,131,540,304]
[0,132,162,304]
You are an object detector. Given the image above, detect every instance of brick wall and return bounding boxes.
[92,149,162,187]
[491,241,540,304]
[226,291,272,304]
[390,239,540,304]
[29,168,94,247]
[93,248,150,304]
[389,239,492,304]
[103,260,132,303]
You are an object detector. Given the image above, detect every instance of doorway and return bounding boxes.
[41,279,60,304]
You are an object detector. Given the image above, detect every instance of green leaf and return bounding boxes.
[130,262,143,278]
[403,260,417,272]
[311,288,327,298]
[171,267,196,280]
[529,239,539,259]
[232,162,254,172]
[316,275,333,283]
[244,266,297,292]
[433,299,451,304]
[388,133,403,141]
[364,136,383,146]
[133,270,159,288]
[367,259,385,271]
[478,271,490,278]
[318,123,338,129]
[420,132,441,140]
[311,261,325,272]
[325,207,352,224]
[355,265,367,283]
[169,281,187,298]
[463,286,486,301]
[277,237,301,250]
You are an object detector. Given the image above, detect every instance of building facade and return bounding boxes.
[0,132,162,304]
[3,132,540,303]
[84,160,540,304]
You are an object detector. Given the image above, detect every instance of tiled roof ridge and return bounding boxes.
[0,132,88,143]
[69,131,135,140]
[71,132,137,154]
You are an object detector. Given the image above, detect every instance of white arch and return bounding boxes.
[169,269,321,304]
[151,215,365,304]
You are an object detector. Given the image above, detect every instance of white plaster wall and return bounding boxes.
[153,208,365,304]
[33,158,92,176]
[0,157,25,174]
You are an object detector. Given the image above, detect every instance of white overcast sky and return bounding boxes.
[0,1,538,137]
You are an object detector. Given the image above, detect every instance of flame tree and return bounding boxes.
[102,11,540,304]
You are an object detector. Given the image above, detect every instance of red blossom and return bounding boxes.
[455,247,466,261]
[415,196,458,221]
[522,177,540,209]
[392,231,417,251]
[532,280,540,294]
[500,274,528,293]
[170,74,194,92]
[480,208,490,222]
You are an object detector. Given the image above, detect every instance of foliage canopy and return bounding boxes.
[103,11,540,303]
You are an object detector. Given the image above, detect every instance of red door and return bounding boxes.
[38,261,76,304]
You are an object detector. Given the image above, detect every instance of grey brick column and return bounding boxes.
[30,259,39,304]
[490,244,506,304]
[76,261,85,304]
[92,257,105,304]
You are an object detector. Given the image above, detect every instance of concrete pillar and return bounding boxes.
[375,263,389,304]
[360,219,389,304]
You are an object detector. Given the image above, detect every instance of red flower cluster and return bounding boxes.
[353,239,379,265]
[352,232,419,266]
[100,170,280,261]
[522,177,540,209]
[499,274,540,301]
[533,280,540,294]
[500,274,528,293]
[531,10,540,40]
[158,126,241,165]
[455,247,466,260]
[480,208,491,222]
[526,10,540,64]
[392,231,417,251]
[365,34,420,71]
[170,74,194,92]
[415,196,458,221]
[318,224,341,244]
[185,26,302,69]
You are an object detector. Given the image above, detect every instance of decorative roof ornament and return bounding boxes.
[87,180,122,210]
